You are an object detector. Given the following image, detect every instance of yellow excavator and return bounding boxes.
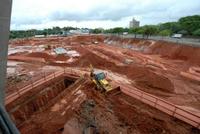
[90,65,121,95]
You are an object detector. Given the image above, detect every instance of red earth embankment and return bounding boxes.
[147,41,200,66]
[105,36,200,66]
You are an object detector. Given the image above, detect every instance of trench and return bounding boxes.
[6,76,78,127]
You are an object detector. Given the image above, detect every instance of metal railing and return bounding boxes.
[5,68,80,105]
[5,68,200,129]
[122,85,200,129]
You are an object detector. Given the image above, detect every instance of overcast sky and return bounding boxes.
[11,0,200,30]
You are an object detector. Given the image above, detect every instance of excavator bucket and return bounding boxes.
[106,86,121,96]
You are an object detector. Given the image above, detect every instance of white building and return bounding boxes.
[129,18,140,28]
[69,29,90,35]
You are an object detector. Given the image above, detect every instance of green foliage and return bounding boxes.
[9,30,36,39]
[91,28,103,34]
[159,22,181,33]
[104,27,127,34]
[159,30,172,36]
[9,15,200,39]
[128,27,140,34]
[193,29,200,36]
[137,28,145,34]
[112,27,124,33]
[179,15,200,34]
[143,25,158,36]
[9,27,77,39]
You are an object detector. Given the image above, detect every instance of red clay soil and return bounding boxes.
[26,52,54,59]
[8,35,200,110]
[70,48,174,94]
[54,54,70,61]
[148,41,200,66]
[26,52,70,62]
[8,55,46,63]
[105,36,200,66]
[18,79,198,134]
[91,46,125,62]
[70,35,105,44]
[106,36,152,47]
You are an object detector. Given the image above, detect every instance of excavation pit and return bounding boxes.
[6,75,79,127]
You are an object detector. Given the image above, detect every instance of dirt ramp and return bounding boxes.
[134,71,174,94]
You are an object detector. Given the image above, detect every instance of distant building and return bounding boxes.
[69,29,90,35]
[61,31,70,36]
[129,18,140,28]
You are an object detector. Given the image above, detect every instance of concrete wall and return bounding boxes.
[0,0,12,105]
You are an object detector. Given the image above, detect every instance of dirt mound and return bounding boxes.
[147,41,200,65]
[26,52,54,59]
[54,54,70,61]
[105,36,200,66]
[70,49,174,93]
[70,35,105,45]
[134,72,174,93]
[105,36,152,46]
[70,49,115,68]
[26,52,70,62]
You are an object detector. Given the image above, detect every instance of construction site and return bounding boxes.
[5,35,200,134]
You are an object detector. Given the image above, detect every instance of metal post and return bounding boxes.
[0,0,20,130]
[0,0,12,105]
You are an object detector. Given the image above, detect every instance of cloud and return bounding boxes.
[49,0,169,21]
[10,0,200,30]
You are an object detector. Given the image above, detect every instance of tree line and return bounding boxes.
[10,15,200,39]
[93,15,200,38]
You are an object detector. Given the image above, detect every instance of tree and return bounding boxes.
[159,22,181,33]
[112,27,124,34]
[52,26,62,34]
[179,15,200,35]
[91,28,103,34]
[128,27,140,38]
[63,26,76,31]
[193,29,200,36]
[159,30,172,37]
[141,25,158,38]
[178,30,188,35]
[137,27,145,35]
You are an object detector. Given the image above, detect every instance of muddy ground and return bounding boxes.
[19,78,198,134]
[6,35,200,133]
